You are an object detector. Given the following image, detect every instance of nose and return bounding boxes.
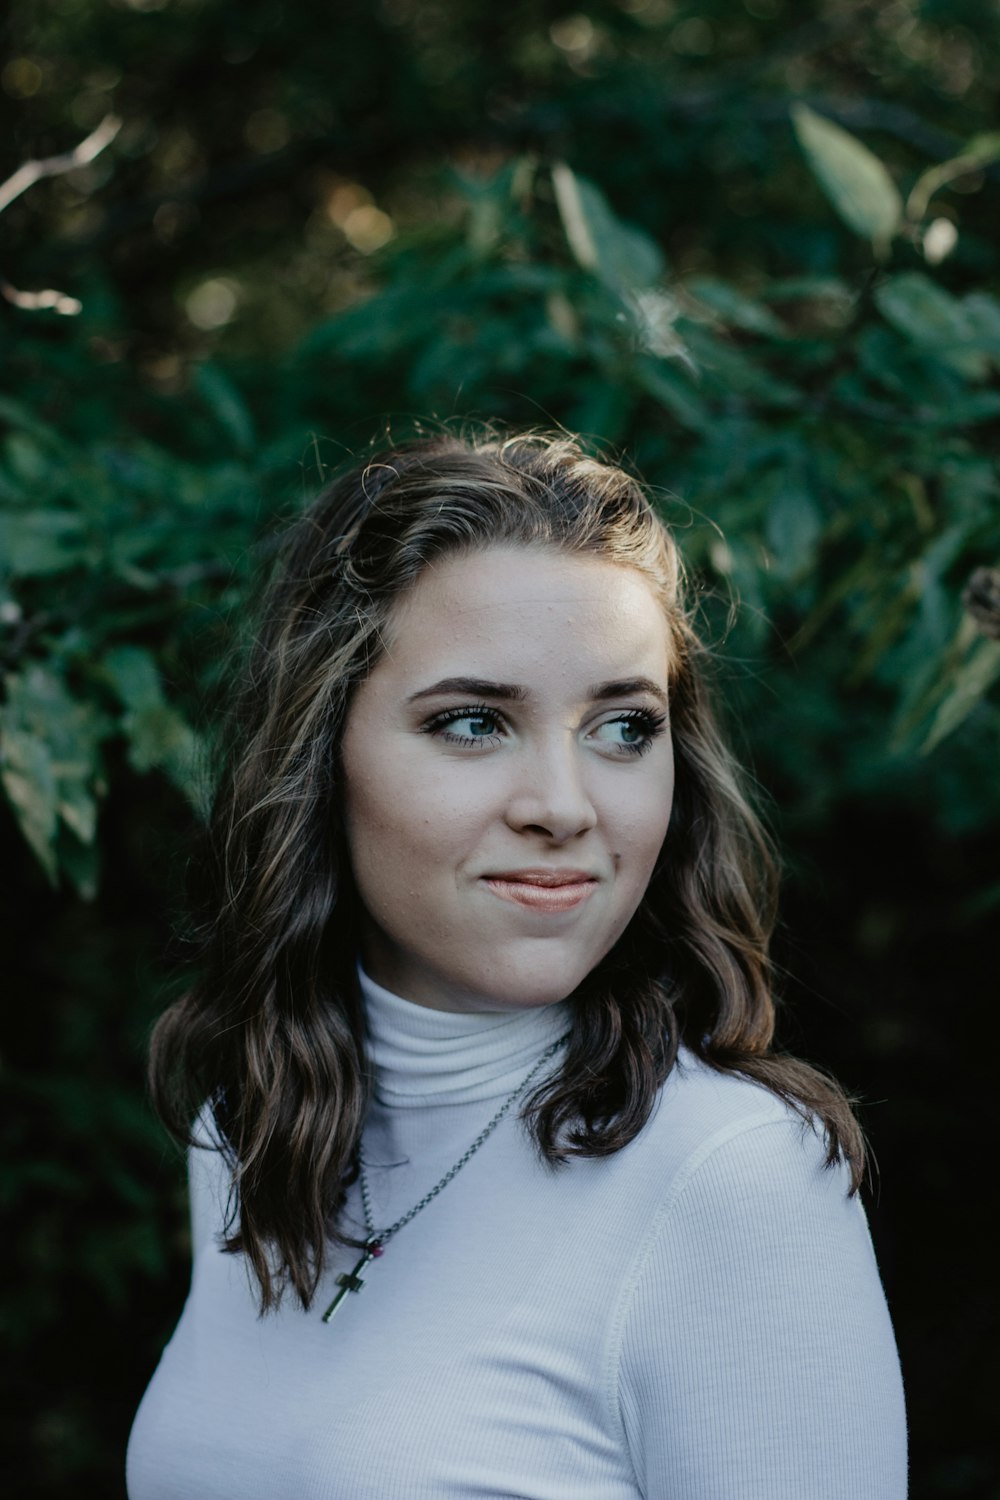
[503,735,598,844]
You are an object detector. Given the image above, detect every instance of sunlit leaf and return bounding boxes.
[791,103,902,252]
[923,638,1000,752]
[0,719,59,883]
[0,667,107,883]
[55,775,99,845]
[552,163,665,294]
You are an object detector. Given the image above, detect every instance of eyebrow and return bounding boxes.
[406,675,669,710]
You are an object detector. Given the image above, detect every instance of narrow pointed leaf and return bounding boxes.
[791,103,902,250]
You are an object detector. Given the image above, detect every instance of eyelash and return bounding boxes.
[422,703,505,750]
[604,708,668,757]
[420,703,667,758]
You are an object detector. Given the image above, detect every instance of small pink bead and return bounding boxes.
[371,1243,384,1257]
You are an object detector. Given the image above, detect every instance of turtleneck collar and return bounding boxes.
[358,963,574,1107]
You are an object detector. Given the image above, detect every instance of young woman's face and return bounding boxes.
[340,545,675,1012]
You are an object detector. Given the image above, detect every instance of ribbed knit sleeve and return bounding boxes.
[616,1118,907,1499]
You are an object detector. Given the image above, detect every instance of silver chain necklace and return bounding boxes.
[321,1029,571,1323]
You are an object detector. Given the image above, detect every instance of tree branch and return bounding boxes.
[0,114,121,314]
[0,114,121,217]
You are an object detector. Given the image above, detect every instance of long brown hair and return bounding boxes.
[150,427,864,1314]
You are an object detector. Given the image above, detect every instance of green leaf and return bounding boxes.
[0,467,25,503]
[764,474,824,581]
[791,103,902,252]
[923,638,1000,753]
[453,160,523,255]
[680,325,800,406]
[551,163,665,293]
[962,292,1000,346]
[102,646,164,715]
[125,701,197,778]
[102,646,203,805]
[0,510,88,577]
[193,364,256,457]
[55,775,98,845]
[0,719,59,884]
[939,393,1000,425]
[874,274,992,380]
[760,276,854,303]
[891,585,970,746]
[685,278,786,337]
[632,356,710,432]
[1,667,106,883]
[0,397,67,451]
[3,433,51,485]
[960,130,1000,163]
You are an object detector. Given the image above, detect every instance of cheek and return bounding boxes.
[605,761,675,868]
[344,770,421,885]
[614,819,670,893]
[341,752,479,891]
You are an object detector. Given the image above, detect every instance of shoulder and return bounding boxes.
[594,1045,862,1286]
[630,1044,837,1203]
[618,1047,879,1337]
[614,1054,906,1497]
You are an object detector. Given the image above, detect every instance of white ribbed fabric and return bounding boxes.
[362,965,574,1106]
[126,968,907,1499]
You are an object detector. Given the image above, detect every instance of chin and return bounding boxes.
[459,949,595,1011]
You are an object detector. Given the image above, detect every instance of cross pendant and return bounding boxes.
[321,1240,383,1323]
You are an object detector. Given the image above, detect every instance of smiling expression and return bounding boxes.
[339,546,676,1013]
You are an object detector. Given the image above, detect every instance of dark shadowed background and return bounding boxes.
[2,1,998,1495]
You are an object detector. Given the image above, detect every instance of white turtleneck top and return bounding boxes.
[126,969,907,1498]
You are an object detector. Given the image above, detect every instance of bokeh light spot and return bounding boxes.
[341,205,396,254]
[185,278,240,329]
[550,15,595,53]
[325,182,373,227]
[923,218,958,265]
[2,58,43,98]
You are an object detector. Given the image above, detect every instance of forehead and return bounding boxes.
[382,546,672,678]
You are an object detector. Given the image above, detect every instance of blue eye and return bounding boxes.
[420,704,666,755]
[592,710,666,757]
[450,713,501,739]
[423,704,505,748]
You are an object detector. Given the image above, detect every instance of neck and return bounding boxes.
[357,963,575,1107]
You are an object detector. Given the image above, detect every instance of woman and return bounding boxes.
[127,429,907,1498]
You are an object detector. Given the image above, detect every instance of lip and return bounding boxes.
[481,869,599,913]
[484,868,598,886]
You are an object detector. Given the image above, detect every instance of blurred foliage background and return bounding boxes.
[2,1,998,1495]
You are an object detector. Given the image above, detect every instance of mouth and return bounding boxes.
[480,870,599,913]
